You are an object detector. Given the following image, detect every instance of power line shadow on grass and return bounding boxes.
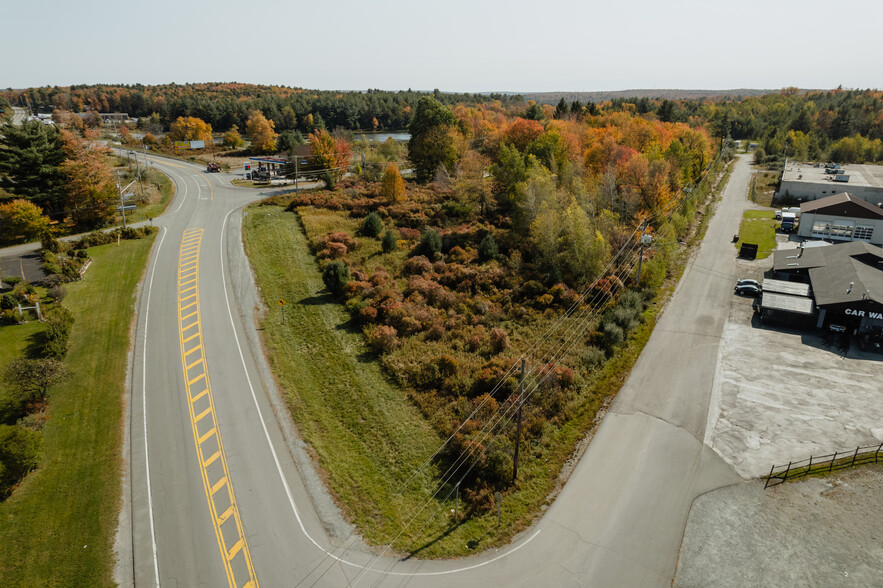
[402,520,466,560]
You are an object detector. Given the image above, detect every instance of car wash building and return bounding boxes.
[771,241,883,350]
[798,192,883,246]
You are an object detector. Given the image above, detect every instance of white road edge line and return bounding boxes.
[142,226,167,588]
[219,207,542,577]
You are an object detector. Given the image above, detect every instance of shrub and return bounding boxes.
[1,293,17,310]
[381,229,398,253]
[489,327,510,353]
[40,306,74,359]
[2,276,21,286]
[478,233,498,262]
[47,285,67,304]
[41,233,67,254]
[322,261,350,297]
[366,325,399,353]
[416,228,442,258]
[582,345,606,369]
[600,321,624,351]
[361,212,383,238]
[447,246,469,264]
[402,255,432,276]
[0,424,42,498]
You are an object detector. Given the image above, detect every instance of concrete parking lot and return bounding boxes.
[705,288,883,479]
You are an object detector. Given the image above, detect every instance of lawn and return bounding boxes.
[0,235,155,586]
[736,209,778,259]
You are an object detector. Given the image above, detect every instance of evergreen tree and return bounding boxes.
[408,96,459,183]
[0,121,66,213]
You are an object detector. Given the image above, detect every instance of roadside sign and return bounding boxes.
[278,299,285,306]
[117,204,137,211]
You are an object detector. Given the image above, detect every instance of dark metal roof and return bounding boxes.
[800,192,883,220]
[772,241,883,307]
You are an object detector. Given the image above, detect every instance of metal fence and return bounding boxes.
[764,443,883,489]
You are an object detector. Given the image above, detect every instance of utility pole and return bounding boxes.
[116,170,127,229]
[512,357,526,485]
[636,224,651,286]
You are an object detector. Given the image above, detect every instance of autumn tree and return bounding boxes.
[168,116,213,143]
[59,131,118,228]
[246,110,277,154]
[308,129,351,187]
[222,125,245,149]
[0,121,66,213]
[0,199,49,243]
[408,96,460,183]
[381,163,406,203]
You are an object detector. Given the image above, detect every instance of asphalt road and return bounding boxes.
[117,155,756,587]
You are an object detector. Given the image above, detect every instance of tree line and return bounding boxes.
[2,84,524,133]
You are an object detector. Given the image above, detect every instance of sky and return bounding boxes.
[2,0,881,93]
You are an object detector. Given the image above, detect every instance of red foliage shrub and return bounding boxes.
[402,255,433,275]
[369,269,390,287]
[399,227,420,241]
[358,304,378,323]
[344,281,373,297]
[367,325,399,353]
[489,327,510,353]
[426,322,446,341]
[447,246,469,264]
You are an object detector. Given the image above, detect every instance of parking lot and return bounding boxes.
[704,260,883,478]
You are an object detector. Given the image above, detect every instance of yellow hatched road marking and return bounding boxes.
[195,406,213,422]
[191,388,209,404]
[176,229,258,588]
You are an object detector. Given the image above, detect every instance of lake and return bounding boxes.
[354,132,410,143]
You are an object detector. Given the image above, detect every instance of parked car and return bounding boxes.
[735,284,762,297]
[736,279,761,289]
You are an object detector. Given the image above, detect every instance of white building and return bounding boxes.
[798,192,883,246]
[777,160,883,206]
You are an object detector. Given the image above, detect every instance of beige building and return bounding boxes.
[798,192,883,246]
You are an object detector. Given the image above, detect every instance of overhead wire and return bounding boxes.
[308,152,728,587]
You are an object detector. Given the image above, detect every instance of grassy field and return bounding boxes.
[242,203,690,557]
[0,236,155,586]
[749,170,780,207]
[736,210,778,259]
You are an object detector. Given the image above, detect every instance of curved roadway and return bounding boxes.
[127,155,755,586]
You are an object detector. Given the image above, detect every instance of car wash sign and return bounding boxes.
[845,308,883,320]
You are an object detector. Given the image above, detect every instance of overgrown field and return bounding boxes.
[0,235,155,585]
[244,203,674,557]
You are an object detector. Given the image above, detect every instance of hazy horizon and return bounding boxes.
[2,0,881,92]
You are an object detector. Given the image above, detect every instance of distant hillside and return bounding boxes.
[523,88,778,104]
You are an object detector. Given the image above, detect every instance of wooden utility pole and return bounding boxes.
[512,357,525,485]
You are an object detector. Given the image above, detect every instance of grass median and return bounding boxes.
[0,235,155,586]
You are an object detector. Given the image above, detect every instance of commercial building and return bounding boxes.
[777,160,883,205]
[798,192,883,246]
[770,241,883,350]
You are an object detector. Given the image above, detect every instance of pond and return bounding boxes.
[354,132,410,143]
